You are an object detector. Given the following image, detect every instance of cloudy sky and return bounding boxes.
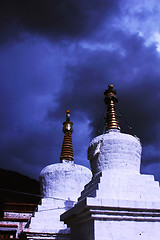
[0,0,160,181]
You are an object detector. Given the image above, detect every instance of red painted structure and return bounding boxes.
[0,203,37,239]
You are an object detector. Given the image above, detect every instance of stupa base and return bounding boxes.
[61,197,160,240]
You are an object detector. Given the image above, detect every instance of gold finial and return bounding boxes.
[104,84,120,131]
[60,110,74,162]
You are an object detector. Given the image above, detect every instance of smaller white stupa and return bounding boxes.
[20,110,92,240]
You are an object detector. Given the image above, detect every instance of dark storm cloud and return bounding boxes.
[47,31,160,180]
[0,40,66,179]
[49,32,160,141]
[0,0,160,182]
[0,0,119,44]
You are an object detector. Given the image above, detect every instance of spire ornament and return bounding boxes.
[60,110,74,162]
[104,84,120,132]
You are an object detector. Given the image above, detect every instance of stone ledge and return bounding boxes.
[19,231,70,240]
[61,199,160,228]
[61,197,160,225]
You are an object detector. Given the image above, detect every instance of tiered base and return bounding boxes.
[61,170,160,240]
[20,198,71,240]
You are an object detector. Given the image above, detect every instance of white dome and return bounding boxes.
[88,131,142,176]
[40,161,92,201]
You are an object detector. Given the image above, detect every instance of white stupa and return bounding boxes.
[61,85,160,240]
[20,110,92,240]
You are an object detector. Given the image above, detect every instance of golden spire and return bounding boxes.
[60,110,74,162]
[104,84,120,131]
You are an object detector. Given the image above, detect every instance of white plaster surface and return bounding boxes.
[95,220,160,240]
[78,170,160,203]
[61,200,160,240]
[22,161,92,238]
[40,161,92,201]
[88,131,142,176]
[61,132,160,240]
[84,132,160,205]
[26,198,70,233]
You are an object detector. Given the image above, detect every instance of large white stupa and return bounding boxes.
[20,110,92,240]
[61,85,160,240]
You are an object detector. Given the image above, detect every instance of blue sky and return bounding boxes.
[0,0,160,180]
